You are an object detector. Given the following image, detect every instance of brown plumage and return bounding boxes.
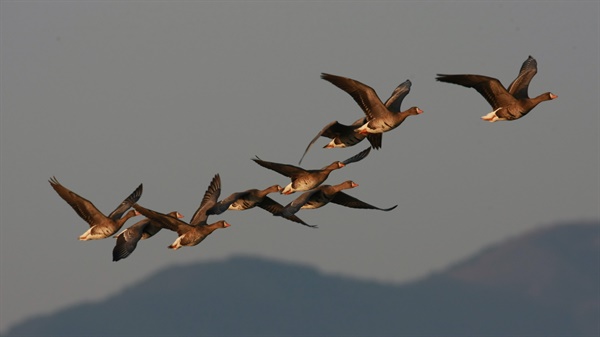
[131,174,229,250]
[133,204,229,250]
[278,181,397,218]
[436,55,557,122]
[207,184,316,228]
[298,118,379,165]
[208,185,283,213]
[49,176,142,240]
[298,77,414,164]
[253,147,371,195]
[320,73,422,135]
[112,211,183,261]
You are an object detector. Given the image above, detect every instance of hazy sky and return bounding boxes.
[1,1,598,333]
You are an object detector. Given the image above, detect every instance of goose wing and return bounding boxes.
[366,134,382,150]
[133,204,192,235]
[298,120,349,165]
[341,147,371,166]
[112,220,147,262]
[383,79,412,112]
[283,190,321,215]
[507,55,538,100]
[321,73,388,120]
[258,196,317,228]
[190,174,221,226]
[49,176,107,227]
[208,191,251,215]
[436,74,517,110]
[107,183,143,221]
[330,192,398,211]
[253,157,307,179]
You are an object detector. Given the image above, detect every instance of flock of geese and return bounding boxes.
[49,56,557,262]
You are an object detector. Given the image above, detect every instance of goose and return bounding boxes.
[436,55,557,122]
[253,147,370,195]
[132,174,229,250]
[277,181,397,219]
[112,211,183,261]
[298,78,413,164]
[207,184,316,228]
[320,73,422,135]
[49,176,142,240]
[298,118,380,165]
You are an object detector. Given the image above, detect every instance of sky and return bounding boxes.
[1,1,598,333]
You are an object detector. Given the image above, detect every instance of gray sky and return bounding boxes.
[1,1,598,333]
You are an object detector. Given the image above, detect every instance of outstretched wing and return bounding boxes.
[321,73,388,120]
[436,74,516,110]
[298,120,355,165]
[366,134,382,150]
[112,219,147,262]
[190,174,221,226]
[253,157,307,179]
[208,191,251,215]
[330,192,398,211]
[49,176,106,227]
[133,204,191,235]
[341,147,371,166]
[258,196,317,228]
[107,183,143,221]
[507,55,538,100]
[383,79,412,112]
[283,190,320,215]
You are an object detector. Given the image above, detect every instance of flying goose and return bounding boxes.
[436,55,557,122]
[253,147,370,195]
[112,211,184,261]
[276,181,397,219]
[320,73,422,135]
[49,176,142,240]
[132,174,229,250]
[207,184,316,228]
[298,78,413,164]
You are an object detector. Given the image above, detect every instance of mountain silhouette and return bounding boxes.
[4,221,598,336]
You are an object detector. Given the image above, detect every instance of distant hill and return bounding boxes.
[4,221,598,336]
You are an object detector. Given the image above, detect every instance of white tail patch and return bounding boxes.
[300,203,321,210]
[481,108,506,122]
[169,236,183,250]
[354,123,372,134]
[281,183,294,195]
[227,204,245,211]
[79,227,96,241]
[325,139,345,149]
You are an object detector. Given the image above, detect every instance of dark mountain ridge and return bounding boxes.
[5,220,598,336]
